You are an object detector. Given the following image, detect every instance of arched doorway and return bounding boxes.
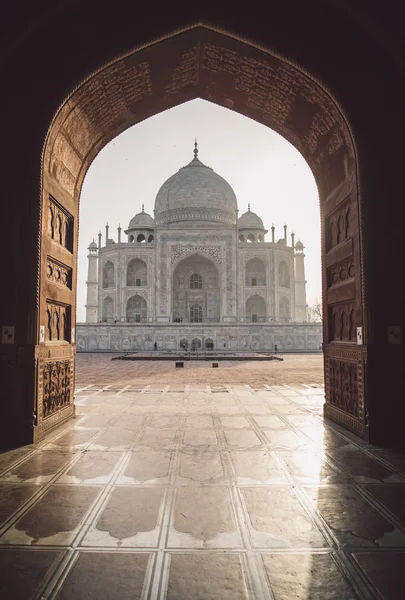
[246,294,267,323]
[126,295,147,323]
[9,24,372,445]
[245,258,266,287]
[172,253,220,323]
[127,258,147,287]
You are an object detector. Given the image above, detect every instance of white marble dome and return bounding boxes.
[238,207,264,230]
[127,207,154,230]
[154,145,237,226]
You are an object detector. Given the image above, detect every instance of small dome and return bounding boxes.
[127,206,154,230]
[154,141,237,226]
[295,240,304,249]
[88,240,97,249]
[238,206,264,230]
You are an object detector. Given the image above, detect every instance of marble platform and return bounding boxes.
[1,383,405,598]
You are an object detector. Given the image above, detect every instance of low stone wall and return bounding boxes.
[76,323,322,353]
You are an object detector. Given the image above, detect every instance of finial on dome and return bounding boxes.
[142,204,144,212]
[248,203,250,211]
[194,138,198,159]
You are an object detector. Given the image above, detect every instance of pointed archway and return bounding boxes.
[16,25,368,443]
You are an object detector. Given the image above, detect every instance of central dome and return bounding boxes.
[154,143,237,226]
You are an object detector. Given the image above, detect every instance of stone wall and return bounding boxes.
[76,322,322,352]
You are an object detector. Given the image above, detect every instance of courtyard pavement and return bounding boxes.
[1,366,405,598]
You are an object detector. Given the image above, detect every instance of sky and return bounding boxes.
[77,99,321,322]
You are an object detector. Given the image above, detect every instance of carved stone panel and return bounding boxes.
[46,258,72,289]
[171,244,222,267]
[327,358,358,417]
[328,301,356,343]
[48,196,73,252]
[45,302,71,342]
[326,198,353,252]
[327,258,355,288]
[42,360,71,418]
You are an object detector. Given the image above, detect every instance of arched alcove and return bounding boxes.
[126,295,147,322]
[279,296,290,320]
[246,294,266,322]
[245,258,266,287]
[172,253,220,323]
[278,261,290,288]
[102,261,115,288]
[127,258,147,287]
[102,296,114,322]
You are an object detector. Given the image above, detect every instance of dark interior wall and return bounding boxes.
[0,0,404,446]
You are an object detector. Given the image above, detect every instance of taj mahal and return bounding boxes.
[77,142,322,352]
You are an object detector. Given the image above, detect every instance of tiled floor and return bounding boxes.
[1,382,405,599]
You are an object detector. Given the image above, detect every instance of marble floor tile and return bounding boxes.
[230,450,287,484]
[1,485,101,545]
[278,450,351,484]
[328,446,404,483]
[182,428,218,447]
[169,486,241,547]
[165,553,249,599]
[83,487,165,547]
[177,451,226,484]
[305,485,405,546]
[185,415,214,428]
[56,451,123,483]
[223,429,262,448]
[353,551,405,600]
[56,551,151,599]
[1,451,74,483]
[88,428,138,451]
[240,486,327,548]
[362,484,405,525]
[261,552,356,599]
[0,484,43,524]
[0,549,64,600]
[1,382,404,599]
[117,450,172,484]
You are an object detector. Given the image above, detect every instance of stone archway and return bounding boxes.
[32,25,366,442]
[172,253,221,323]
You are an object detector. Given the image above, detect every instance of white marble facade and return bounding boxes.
[80,143,321,352]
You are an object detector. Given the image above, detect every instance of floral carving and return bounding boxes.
[46,258,72,289]
[328,259,354,287]
[43,359,71,417]
[171,245,222,266]
[328,359,358,417]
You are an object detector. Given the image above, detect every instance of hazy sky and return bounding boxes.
[77,99,321,322]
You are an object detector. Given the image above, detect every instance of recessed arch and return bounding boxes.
[102,260,115,288]
[126,294,147,322]
[279,296,290,321]
[245,257,266,287]
[127,258,147,287]
[246,294,266,322]
[278,261,290,288]
[172,253,220,323]
[102,296,114,322]
[34,24,368,442]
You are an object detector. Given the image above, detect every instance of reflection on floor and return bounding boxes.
[1,383,405,599]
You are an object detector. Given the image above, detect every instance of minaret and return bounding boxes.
[271,224,275,243]
[117,224,122,243]
[85,239,99,323]
[294,240,308,322]
[284,224,287,243]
